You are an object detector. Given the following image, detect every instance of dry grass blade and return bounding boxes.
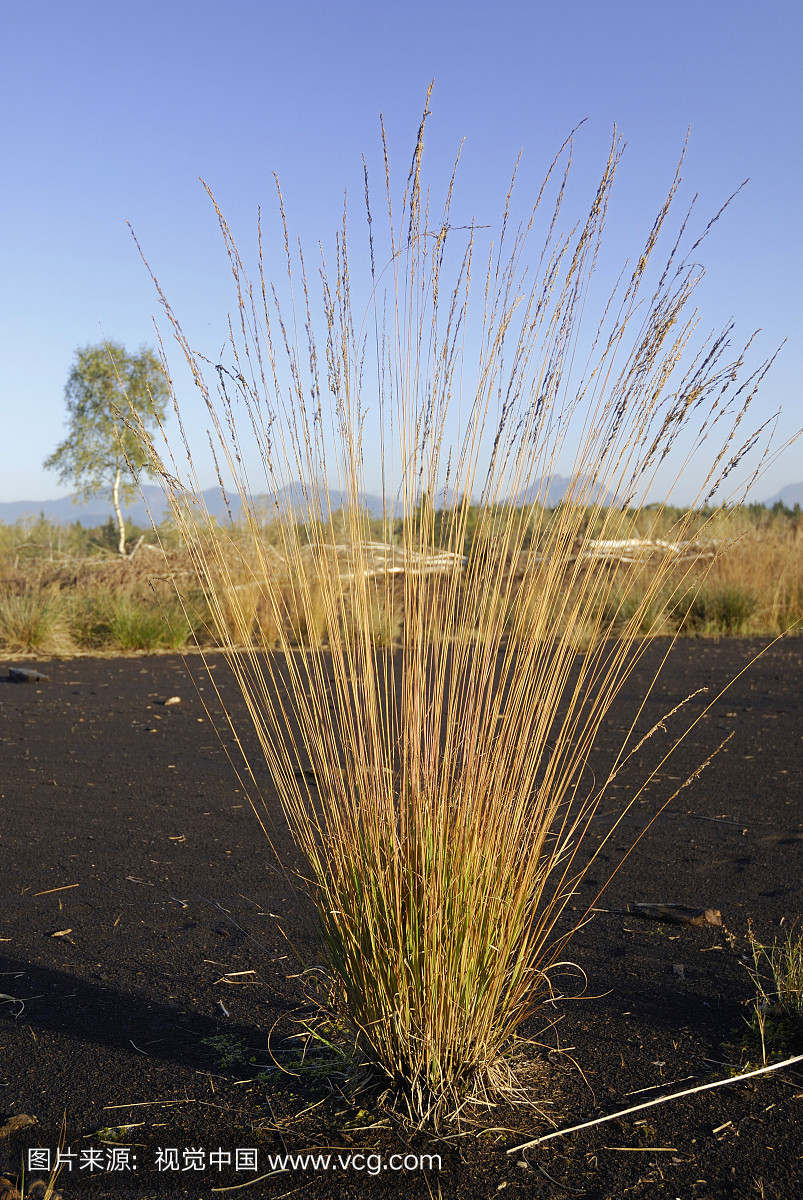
[129,100,788,1123]
[507,1053,803,1152]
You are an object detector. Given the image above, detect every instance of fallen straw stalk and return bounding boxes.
[129,92,787,1121]
[508,1053,803,1152]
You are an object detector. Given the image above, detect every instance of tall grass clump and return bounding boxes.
[68,585,193,650]
[132,98,786,1122]
[104,593,193,651]
[0,587,72,654]
[706,523,803,634]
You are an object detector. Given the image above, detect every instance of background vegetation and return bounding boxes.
[0,499,800,656]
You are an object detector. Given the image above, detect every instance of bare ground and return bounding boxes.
[1,638,801,1198]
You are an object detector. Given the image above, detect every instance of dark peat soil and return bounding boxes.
[0,639,801,1199]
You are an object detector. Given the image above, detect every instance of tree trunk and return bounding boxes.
[113,463,127,556]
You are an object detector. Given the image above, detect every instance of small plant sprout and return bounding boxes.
[131,93,787,1123]
[202,1033,248,1069]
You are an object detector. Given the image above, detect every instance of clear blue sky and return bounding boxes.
[2,0,800,507]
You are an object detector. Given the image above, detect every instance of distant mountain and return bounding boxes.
[509,474,617,508]
[6,473,797,527]
[250,484,392,520]
[0,483,394,528]
[0,485,171,528]
[761,482,803,508]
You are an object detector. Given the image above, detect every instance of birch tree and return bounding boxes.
[44,341,169,556]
